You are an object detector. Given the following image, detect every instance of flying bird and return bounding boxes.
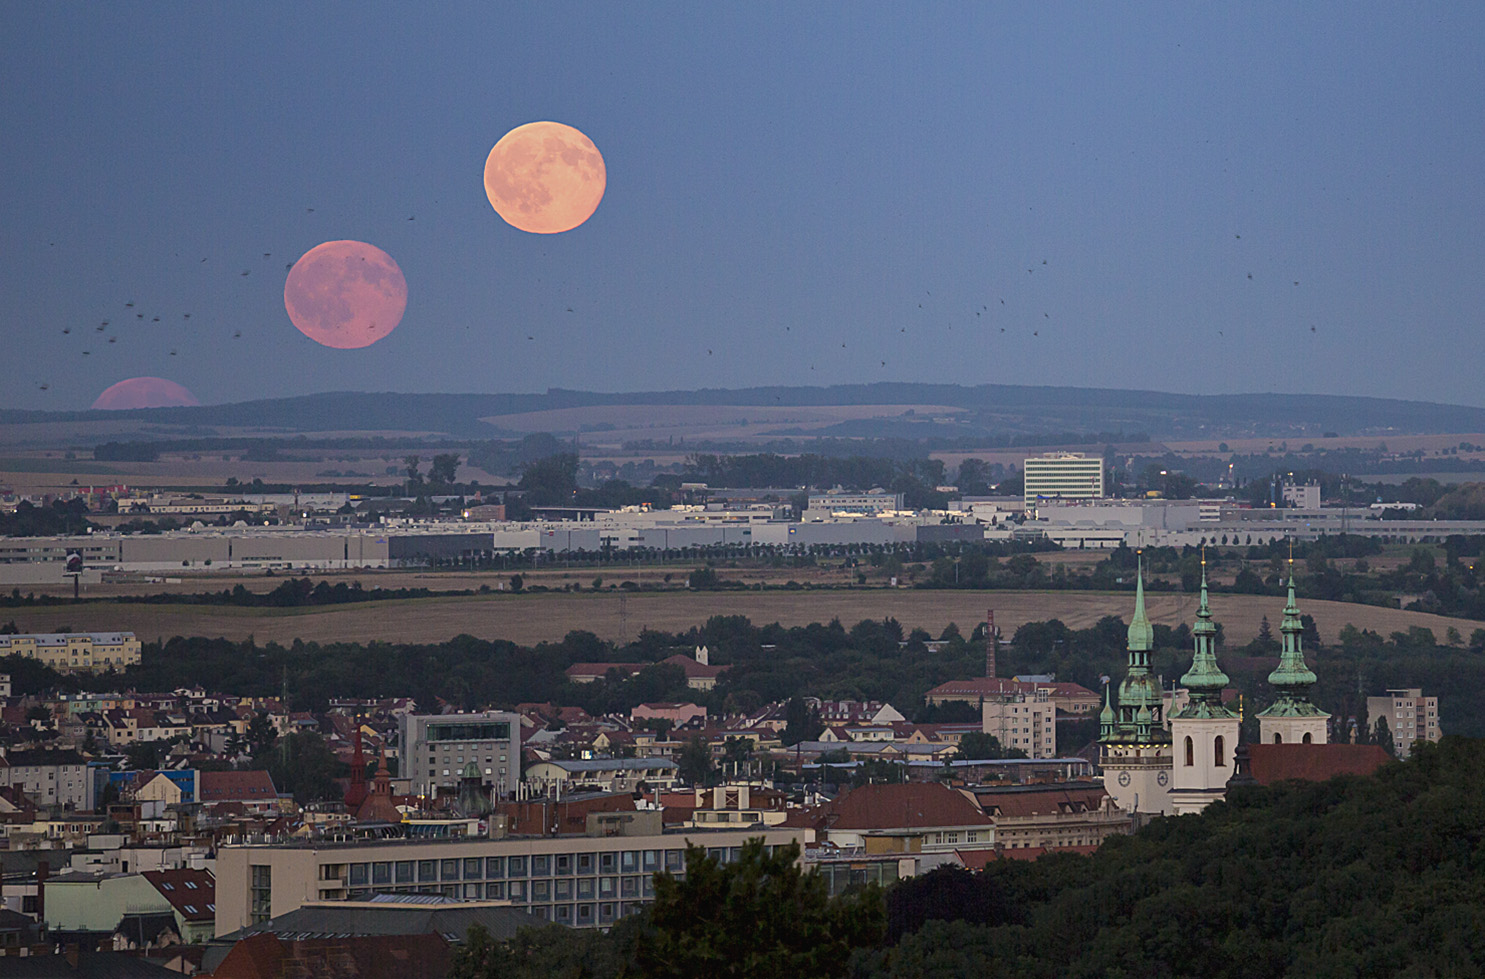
[101,320,109,326]
[233,330,242,339]
[125,302,134,307]
[82,350,90,356]
[37,383,49,390]
[1310,325,1316,332]
[263,253,271,258]
[169,349,177,356]
[96,324,106,332]
[152,317,160,322]
[183,314,190,319]
[107,336,117,344]
[62,328,70,334]
[1247,273,1253,280]
[241,270,250,276]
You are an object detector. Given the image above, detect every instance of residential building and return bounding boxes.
[797,782,995,853]
[982,691,1057,759]
[1366,688,1440,758]
[214,825,809,933]
[1023,452,1104,513]
[524,759,679,795]
[0,748,94,810]
[969,783,1131,850]
[141,869,216,943]
[0,632,142,672]
[924,678,1098,714]
[399,711,521,800]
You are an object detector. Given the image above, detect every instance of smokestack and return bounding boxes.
[986,611,997,679]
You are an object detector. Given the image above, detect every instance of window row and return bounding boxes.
[344,848,688,886]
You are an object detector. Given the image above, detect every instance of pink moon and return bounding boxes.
[484,121,606,234]
[92,377,201,410]
[284,240,408,349]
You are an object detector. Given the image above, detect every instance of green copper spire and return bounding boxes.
[1175,551,1236,721]
[1180,553,1229,696]
[1104,554,1170,745]
[1268,560,1318,693]
[1127,555,1154,653]
[1099,681,1115,737]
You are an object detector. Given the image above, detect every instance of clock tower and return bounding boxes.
[1100,558,1174,815]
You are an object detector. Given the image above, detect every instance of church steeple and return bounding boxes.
[1108,555,1168,741]
[1179,552,1230,708]
[1257,552,1329,744]
[1267,559,1318,695]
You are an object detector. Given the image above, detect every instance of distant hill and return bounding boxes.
[5,383,1485,441]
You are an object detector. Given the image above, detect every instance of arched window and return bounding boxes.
[1302,732,1313,744]
[1214,735,1225,767]
[1184,736,1194,767]
[1273,732,1283,744]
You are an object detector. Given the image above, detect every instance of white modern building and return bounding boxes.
[1023,453,1104,514]
[400,712,522,800]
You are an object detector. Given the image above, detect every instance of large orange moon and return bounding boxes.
[92,377,200,410]
[284,240,408,349]
[483,121,606,234]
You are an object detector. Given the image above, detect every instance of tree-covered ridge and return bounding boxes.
[857,737,1485,978]
[448,740,1485,978]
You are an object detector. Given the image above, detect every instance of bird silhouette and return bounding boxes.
[708,349,713,355]
[408,216,415,221]
[286,264,293,271]
[307,207,315,212]
[152,317,160,322]
[1310,325,1316,332]
[101,320,109,326]
[241,271,250,276]
[566,307,573,312]
[1247,273,1253,280]
[62,328,70,334]
[96,325,106,332]
[38,383,49,391]
[82,350,90,356]
[136,314,143,319]
[527,336,534,340]
[169,349,177,356]
[125,302,134,308]
[183,314,190,319]
[233,330,242,339]
[107,336,117,344]
[1293,281,1299,286]
[1033,331,1039,336]
[263,253,271,258]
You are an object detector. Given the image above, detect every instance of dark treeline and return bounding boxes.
[0,499,92,537]
[10,603,1482,740]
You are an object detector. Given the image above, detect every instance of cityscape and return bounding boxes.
[3,4,1483,978]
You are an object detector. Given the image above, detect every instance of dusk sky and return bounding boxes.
[3,3,1482,411]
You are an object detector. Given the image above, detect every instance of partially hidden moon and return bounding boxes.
[284,240,408,349]
[484,121,606,234]
[92,377,201,410]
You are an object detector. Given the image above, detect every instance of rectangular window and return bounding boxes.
[600,852,617,874]
[508,880,526,901]
[395,862,414,884]
[555,879,573,901]
[599,877,617,898]
[489,881,507,900]
[508,856,527,877]
[642,850,660,873]
[578,904,594,924]
[555,904,573,923]
[621,876,639,898]
[441,859,460,881]
[531,880,550,902]
[464,858,483,879]
[577,878,595,900]
[577,853,595,875]
[486,857,505,879]
[556,854,573,876]
[531,854,550,876]
[621,851,639,873]
[664,850,684,873]
[372,863,392,885]
[349,864,369,886]
[464,883,483,900]
[418,860,438,882]
[250,865,272,925]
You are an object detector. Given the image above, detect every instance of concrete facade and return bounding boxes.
[399,712,521,800]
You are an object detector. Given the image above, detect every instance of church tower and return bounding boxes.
[1169,554,1240,814]
[1100,558,1173,814]
[1257,559,1330,745]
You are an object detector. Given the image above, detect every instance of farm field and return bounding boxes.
[5,587,1475,650]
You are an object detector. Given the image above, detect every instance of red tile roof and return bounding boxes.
[972,785,1109,819]
[1245,744,1392,786]
[141,869,215,921]
[199,770,277,803]
[210,932,452,979]
[813,783,993,833]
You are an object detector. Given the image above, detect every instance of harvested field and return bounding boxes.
[6,589,1476,650]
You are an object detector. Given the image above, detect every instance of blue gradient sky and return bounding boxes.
[3,3,1482,410]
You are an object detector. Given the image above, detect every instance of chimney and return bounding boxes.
[985,611,997,679]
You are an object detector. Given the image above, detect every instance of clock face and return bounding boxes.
[1157,771,1169,786]
[1117,771,1131,786]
